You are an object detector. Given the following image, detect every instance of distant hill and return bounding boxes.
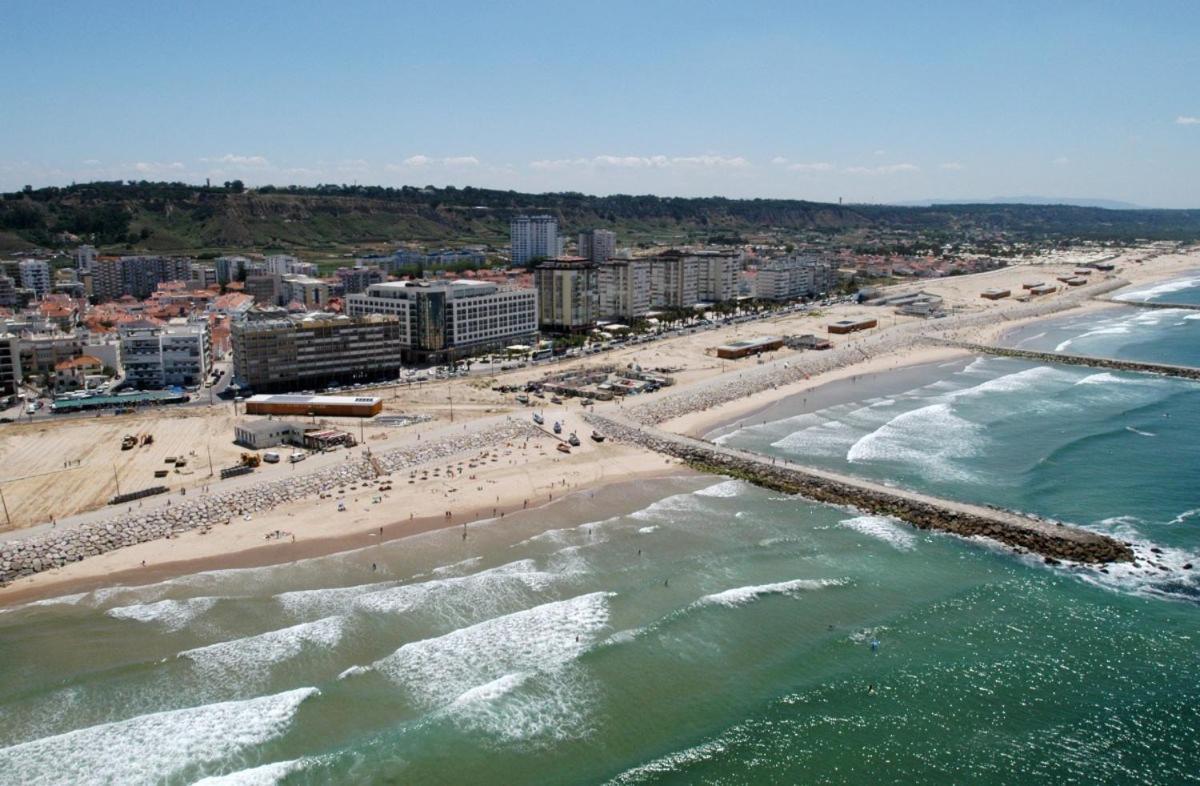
[2,181,1199,256]
[895,197,1150,210]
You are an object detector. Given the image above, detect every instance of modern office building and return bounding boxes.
[534,256,597,333]
[597,258,651,320]
[118,318,212,389]
[231,313,405,392]
[0,333,19,397]
[510,215,558,266]
[93,256,193,301]
[755,256,838,301]
[345,279,538,362]
[245,273,283,306]
[578,229,616,264]
[18,259,51,300]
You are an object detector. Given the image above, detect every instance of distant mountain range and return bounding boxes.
[894,197,1149,210]
[2,182,1198,256]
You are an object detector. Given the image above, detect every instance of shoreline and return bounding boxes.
[0,462,692,607]
[4,247,1198,601]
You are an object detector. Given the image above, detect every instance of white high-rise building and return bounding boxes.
[578,229,616,264]
[118,318,212,389]
[18,259,51,300]
[598,258,651,319]
[75,245,97,273]
[510,215,558,266]
[755,256,837,301]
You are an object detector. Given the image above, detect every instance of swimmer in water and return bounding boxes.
[870,638,880,653]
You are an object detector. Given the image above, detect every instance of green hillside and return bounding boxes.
[3,181,1200,257]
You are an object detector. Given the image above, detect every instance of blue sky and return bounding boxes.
[3,0,1198,206]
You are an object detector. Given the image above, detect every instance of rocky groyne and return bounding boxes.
[929,339,1200,381]
[586,413,1133,565]
[0,421,541,586]
[1096,297,1200,311]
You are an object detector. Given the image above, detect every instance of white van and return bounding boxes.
[262,451,281,463]
[289,451,307,463]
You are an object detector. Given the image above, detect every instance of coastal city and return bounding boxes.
[3,3,1200,785]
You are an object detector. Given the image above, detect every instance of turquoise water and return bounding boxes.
[2,286,1199,784]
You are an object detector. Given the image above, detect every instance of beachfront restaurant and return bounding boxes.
[827,318,878,335]
[715,336,785,359]
[244,394,382,418]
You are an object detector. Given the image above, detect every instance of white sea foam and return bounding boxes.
[771,419,858,456]
[838,515,917,551]
[368,592,612,707]
[846,402,982,482]
[431,556,484,576]
[694,480,745,498]
[0,688,317,786]
[192,758,306,785]
[352,559,557,622]
[637,525,658,534]
[180,616,346,677]
[105,596,218,631]
[18,592,89,610]
[698,578,846,608]
[1125,426,1157,437]
[1113,275,1200,302]
[1169,508,1200,526]
[275,581,397,617]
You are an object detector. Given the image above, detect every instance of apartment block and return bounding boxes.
[755,256,838,301]
[597,258,651,320]
[231,314,405,393]
[18,259,51,300]
[119,319,212,389]
[578,229,616,264]
[510,215,558,266]
[93,256,193,301]
[534,257,597,333]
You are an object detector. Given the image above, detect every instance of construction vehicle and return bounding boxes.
[120,435,137,450]
[240,452,261,468]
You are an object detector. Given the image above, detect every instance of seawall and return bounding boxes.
[928,339,1200,380]
[586,413,1133,565]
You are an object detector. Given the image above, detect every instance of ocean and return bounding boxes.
[2,276,1199,785]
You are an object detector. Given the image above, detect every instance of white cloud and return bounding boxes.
[770,156,789,165]
[133,161,185,173]
[529,154,748,171]
[397,154,480,168]
[844,163,919,175]
[202,154,269,168]
[939,162,964,171]
[1176,116,1200,125]
[1052,156,1070,166]
[786,162,835,173]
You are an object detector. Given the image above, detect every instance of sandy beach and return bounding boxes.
[3,244,1198,603]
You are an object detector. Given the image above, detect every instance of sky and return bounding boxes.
[2,0,1198,207]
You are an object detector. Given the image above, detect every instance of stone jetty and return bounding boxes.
[0,421,541,586]
[1096,297,1200,311]
[586,413,1133,565]
[928,338,1200,381]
